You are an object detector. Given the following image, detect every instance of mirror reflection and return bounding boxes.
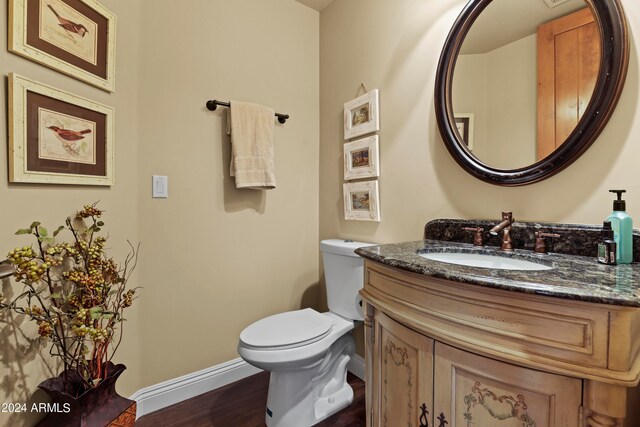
[452,0,600,169]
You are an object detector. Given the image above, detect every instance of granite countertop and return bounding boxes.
[356,240,640,307]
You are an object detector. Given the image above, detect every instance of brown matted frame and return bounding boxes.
[9,73,115,186]
[9,0,116,92]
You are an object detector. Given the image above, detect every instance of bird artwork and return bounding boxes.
[47,4,89,38]
[47,126,92,156]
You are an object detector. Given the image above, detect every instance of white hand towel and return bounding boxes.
[226,101,276,190]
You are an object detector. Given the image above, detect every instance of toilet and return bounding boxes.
[237,239,374,427]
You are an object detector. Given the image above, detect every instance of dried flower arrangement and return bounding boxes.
[0,203,139,397]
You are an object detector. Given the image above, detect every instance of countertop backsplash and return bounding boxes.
[424,218,640,262]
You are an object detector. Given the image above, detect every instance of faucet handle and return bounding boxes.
[463,227,485,246]
[501,211,514,221]
[534,231,561,254]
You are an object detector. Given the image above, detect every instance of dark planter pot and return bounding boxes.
[36,362,136,427]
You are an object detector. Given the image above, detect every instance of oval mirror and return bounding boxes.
[435,0,628,186]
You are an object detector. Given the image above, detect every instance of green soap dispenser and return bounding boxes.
[607,190,633,264]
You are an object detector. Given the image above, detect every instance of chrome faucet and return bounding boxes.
[489,212,514,251]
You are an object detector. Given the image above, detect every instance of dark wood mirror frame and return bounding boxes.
[435,0,629,186]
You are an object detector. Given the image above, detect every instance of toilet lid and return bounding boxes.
[240,308,333,349]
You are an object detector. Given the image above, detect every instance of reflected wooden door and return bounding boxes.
[537,7,601,160]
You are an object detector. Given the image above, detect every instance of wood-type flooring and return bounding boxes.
[136,371,365,427]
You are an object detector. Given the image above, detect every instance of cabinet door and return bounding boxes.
[433,342,581,427]
[370,310,434,427]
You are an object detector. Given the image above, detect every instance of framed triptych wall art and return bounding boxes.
[9,0,116,92]
[9,73,115,186]
[342,88,381,222]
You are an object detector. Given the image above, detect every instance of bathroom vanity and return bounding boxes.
[357,224,640,427]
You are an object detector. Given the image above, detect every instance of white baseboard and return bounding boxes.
[131,354,367,419]
[130,358,261,419]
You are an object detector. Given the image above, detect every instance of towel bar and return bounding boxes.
[206,100,289,124]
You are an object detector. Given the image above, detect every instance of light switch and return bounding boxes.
[152,175,168,198]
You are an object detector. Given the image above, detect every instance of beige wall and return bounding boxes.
[320,0,639,246]
[0,0,318,425]
[452,54,488,159]
[455,34,537,168]
[135,0,320,387]
[485,34,537,168]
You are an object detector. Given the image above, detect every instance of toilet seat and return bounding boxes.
[240,308,333,350]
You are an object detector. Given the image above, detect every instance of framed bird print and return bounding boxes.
[8,73,115,185]
[8,0,116,92]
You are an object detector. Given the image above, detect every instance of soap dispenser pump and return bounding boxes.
[606,189,633,264]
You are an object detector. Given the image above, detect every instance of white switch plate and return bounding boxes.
[152,175,168,198]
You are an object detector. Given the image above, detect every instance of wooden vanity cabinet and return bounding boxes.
[361,260,640,427]
[367,308,581,427]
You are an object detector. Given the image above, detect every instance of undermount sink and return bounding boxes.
[419,251,553,271]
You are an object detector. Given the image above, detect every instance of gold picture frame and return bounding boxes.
[9,73,115,185]
[9,0,117,92]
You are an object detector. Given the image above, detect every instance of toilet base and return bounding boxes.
[264,333,355,427]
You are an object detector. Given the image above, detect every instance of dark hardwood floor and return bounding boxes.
[136,372,365,427]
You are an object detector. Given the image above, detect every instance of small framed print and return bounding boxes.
[344,135,379,180]
[454,113,474,150]
[343,180,381,222]
[9,0,116,92]
[9,73,114,185]
[344,89,379,140]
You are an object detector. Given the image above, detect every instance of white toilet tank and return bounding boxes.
[320,239,376,321]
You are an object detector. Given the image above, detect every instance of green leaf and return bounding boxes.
[49,293,62,299]
[89,307,104,319]
[39,227,48,237]
[38,237,55,244]
[15,229,32,235]
[30,222,41,230]
[97,221,104,227]
[53,226,64,237]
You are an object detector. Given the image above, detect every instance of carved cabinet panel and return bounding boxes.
[434,342,582,427]
[366,306,582,427]
[369,310,434,427]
